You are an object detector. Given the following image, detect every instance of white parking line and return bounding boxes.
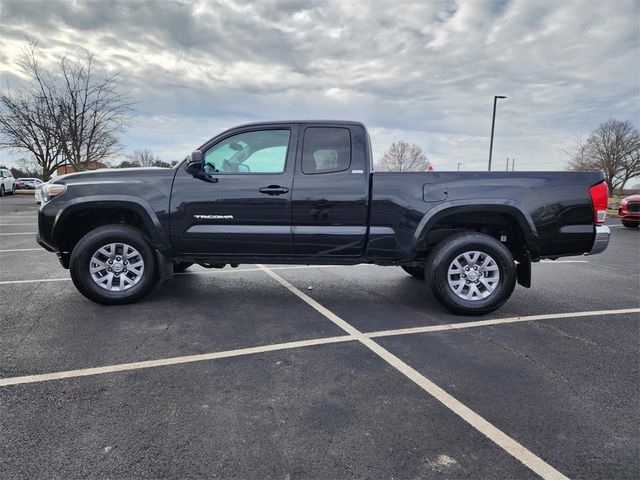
[540,260,589,263]
[0,232,36,235]
[257,264,570,480]
[0,248,43,253]
[0,223,37,226]
[0,277,71,285]
[0,306,635,388]
[0,335,354,387]
[366,307,640,338]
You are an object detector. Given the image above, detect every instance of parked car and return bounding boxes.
[0,168,16,196]
[37,120,610,314]
[34,180,48,204]
[618,194,640,228]
[15,178,43,190]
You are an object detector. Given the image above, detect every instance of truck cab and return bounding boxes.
[170,121,371,259]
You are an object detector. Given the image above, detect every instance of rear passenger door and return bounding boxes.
[291,124,370,256]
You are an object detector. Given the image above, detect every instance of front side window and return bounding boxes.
[302,127,351,174]
[204,129,290,174]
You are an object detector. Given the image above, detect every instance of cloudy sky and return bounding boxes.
[0,0,638,171]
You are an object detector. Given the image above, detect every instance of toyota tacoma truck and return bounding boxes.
[37,121,610,315]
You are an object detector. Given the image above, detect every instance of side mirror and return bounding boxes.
[186,150,218,183]
[186,150,204,176]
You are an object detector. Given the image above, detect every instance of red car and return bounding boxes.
[619,194,640,228]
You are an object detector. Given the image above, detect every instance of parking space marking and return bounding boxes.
[0,305,636,387]
[0,223,37,226]
[258,264,569,480]
[0,277,71,285]
[366,308,640,338]
[540,260,589,263]
[0,232,36,235]
[0,335,354,387]
[0,248,43,253]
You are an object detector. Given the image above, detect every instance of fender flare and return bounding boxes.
[52,195,170,252]
[412,199,539,256]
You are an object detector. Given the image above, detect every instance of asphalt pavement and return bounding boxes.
[1,194,638,479]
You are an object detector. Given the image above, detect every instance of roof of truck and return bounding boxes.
[232,120,366,128]
[198,120,368,150]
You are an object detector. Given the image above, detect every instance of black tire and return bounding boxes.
[11,184,16,194]
[173,261,193,273]
[0,185,4,197]
[621,221,639,228]
[401,264,425,280]
[70,224,157,305]
[425,232,517,316]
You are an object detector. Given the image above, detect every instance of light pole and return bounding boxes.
[488,95,507,171]
[457,162,463,172]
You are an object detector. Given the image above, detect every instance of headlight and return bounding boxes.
[41,183,66,204]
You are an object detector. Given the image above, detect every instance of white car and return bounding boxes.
[0,168,16,196]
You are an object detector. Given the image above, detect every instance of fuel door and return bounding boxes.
[423,183,448,202]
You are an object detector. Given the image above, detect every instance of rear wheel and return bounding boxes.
[70,224,157,305]
[621,221,639,228]
[426,232,516,315]
[401,264,425,280]
[0,185,4,196]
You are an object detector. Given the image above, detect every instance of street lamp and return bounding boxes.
[457,162,463,172]
[488,95,507,171]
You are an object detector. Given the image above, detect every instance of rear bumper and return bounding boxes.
[588,225,610,255]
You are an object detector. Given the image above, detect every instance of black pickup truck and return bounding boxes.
[37,121,610,315]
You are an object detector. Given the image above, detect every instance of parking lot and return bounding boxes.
[0,194,638,479]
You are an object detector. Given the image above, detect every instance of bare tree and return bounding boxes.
[127,149,160,167]
[0,38,131,179]
[376,141,431,172]
[57,51,131,169]
[568,119,640,193]
[16,157,42,178]
[0,84,64,180]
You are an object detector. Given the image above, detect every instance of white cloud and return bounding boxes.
[0,0,638,171]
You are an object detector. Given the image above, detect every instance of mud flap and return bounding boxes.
[155,250,174,285]
[516,256,531,288]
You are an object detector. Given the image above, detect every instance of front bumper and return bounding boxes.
[588,225,610,255]
[36,232,55,252]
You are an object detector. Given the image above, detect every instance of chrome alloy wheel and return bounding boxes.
[89,242,145,291]
[447,250,500,301]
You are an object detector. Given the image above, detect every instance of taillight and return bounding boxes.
[589,181,608,225]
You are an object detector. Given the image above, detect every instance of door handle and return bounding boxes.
[259,185,289,195]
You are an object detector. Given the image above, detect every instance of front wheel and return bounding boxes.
[0,185,4,196]
[70,224,157,305]
[622,221,639,228]
[426,232,517,315]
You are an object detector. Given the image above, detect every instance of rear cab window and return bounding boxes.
[301,127,351,174]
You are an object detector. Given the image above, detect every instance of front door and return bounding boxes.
[171,125,298,256]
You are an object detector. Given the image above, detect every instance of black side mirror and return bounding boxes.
[186,150,204,176]
[186,149,218,183]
